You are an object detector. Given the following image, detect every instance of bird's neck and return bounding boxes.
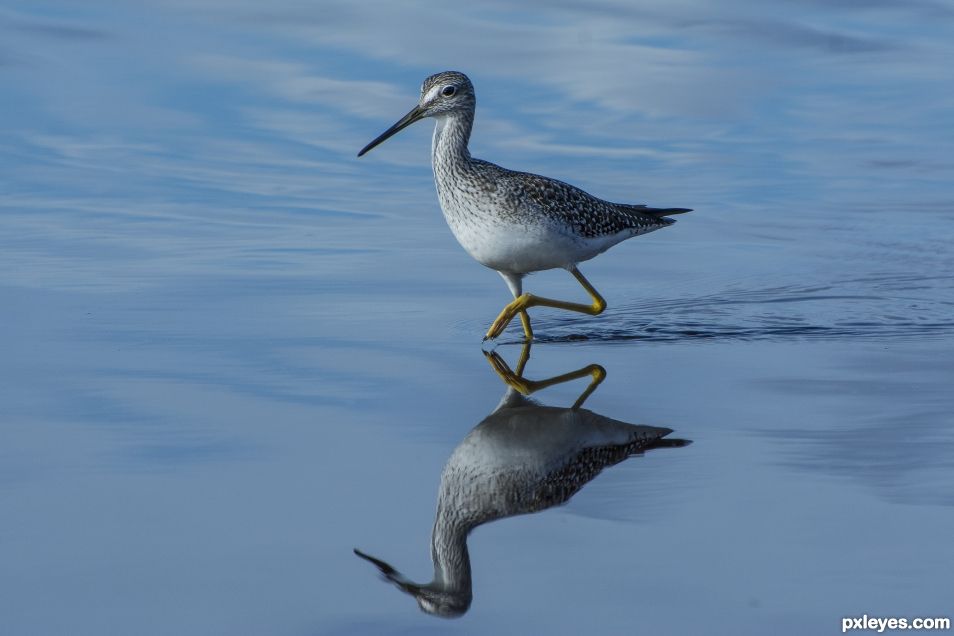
[430,501,473,592]
[431,110,473,171]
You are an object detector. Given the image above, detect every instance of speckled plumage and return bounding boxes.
[420,71,689,275]
[354,387,688,617]
[358,70,690,337]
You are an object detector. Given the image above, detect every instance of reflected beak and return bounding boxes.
[354,548,423,595]
[357,105,426,157]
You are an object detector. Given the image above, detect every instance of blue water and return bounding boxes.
[2,2,953,635]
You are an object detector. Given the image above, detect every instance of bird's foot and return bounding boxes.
[485,295,531,340]
[483,348,533,395]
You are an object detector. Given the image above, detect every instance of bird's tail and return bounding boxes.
[647,438,692,449]
[639,206,692,218]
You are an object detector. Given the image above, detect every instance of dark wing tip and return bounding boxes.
[655,438,692,448]
[625,205,692,218]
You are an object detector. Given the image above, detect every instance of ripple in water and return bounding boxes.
[530,274,954,344]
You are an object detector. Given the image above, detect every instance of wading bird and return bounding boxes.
[359,71,690,340]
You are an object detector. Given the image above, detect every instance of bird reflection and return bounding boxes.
[354,344,690,618]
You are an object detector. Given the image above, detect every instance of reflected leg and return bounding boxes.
[484,341,606,409]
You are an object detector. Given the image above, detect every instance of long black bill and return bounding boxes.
[353,548,421,595]
[357,105,426,157]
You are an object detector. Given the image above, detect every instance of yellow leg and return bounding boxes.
[569,364,606,410]
[518,311,533,341]
[484,342,607,409]
[484,266,606,341]
[514,338,531,377]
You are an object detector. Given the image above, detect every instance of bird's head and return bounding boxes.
[353,548,472,618]
[358,71,474,157]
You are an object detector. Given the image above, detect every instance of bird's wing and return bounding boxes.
[504,170,674,236]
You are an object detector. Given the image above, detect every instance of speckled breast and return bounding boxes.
[435,181,585,273]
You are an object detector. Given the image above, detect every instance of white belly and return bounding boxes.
[440,203,586,273]
[440,197,638,273]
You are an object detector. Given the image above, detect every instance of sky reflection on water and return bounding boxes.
[2,2,954,635]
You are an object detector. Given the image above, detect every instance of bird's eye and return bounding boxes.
[441,85,457,97]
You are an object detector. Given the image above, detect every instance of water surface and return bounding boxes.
[2,2,953,635]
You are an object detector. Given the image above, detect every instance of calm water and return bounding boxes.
[2,2,953,635]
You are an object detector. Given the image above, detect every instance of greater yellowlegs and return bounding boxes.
[359,71,690,340]
[354,345,689,617]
